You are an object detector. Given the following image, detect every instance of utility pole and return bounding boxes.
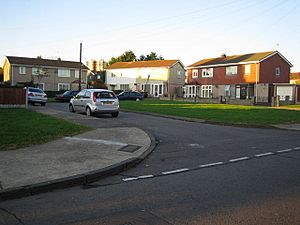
[79,42,82,91]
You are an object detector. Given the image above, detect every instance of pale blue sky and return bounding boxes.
[1,0,300,71]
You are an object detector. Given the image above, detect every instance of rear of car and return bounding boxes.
[27,87,47,106]
[69,89,119,117]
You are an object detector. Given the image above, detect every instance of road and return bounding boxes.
[0,103,299,225]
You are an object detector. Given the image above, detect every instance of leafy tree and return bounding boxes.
[144,52,164,61]
[108,50,137,65]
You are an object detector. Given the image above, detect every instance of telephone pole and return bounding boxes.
[79,42,82,91]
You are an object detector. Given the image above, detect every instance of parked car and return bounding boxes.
[117,91,144,101]
[69,89,119,117]
[55,90,79,102]
[27,87,47,106]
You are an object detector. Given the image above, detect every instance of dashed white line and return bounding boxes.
[138,175,154,179]
[199,162,224,168]
[162,168,189,175]
[123,177,139,182]
[229,157,249,162]
[255,152,274,157]
[277,148,293,153]
[294,147,300,150]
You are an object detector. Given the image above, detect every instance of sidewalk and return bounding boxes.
[0,127,156,201]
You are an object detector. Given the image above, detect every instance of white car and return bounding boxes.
[27,87,47,106]
[69,89,119,117]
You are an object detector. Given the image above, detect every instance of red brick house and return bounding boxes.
[185,51,293,104]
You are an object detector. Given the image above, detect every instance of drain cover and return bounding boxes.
[119,145,141,153]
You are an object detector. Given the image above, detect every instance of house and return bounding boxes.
[106,60,185,97]
[0,67,3,83]
[2,56,89,91]
[185,51,293,104]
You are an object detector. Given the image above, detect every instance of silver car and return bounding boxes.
[27,87,47,106]
[69,89,119,117]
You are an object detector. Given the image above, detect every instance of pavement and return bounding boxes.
[0,126,156,201]
[0,107,299,202]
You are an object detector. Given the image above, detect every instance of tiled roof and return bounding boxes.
[107,60,180,69]
[188,51,281,68]
[290,72,300,80]
[6,56,89,70]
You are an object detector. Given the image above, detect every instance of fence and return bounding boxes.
[0,88,26,108]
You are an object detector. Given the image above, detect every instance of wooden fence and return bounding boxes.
[0,88,26,107]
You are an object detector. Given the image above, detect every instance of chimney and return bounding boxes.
[221,53,226,58]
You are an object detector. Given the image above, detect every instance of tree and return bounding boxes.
[143,52,164,61]
[108,50,137,65]
[31,56,49,87]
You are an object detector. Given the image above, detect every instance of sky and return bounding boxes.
[1,0,300,71]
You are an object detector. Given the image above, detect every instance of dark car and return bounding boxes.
[55,90,79,102]
[117,91,144,101]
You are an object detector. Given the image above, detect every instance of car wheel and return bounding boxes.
[69,104,75,112]
[86,107,92,116]
[41,102,46,106]
[111,112,119,117]
[136,98,140,101]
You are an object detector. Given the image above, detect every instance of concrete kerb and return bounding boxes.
[0,130,157,202]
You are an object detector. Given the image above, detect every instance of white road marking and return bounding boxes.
[199,162,224,168]
[162,168,189,175]
[64,137,127,147]
[277,148,292,153]
[229,157,249,162]
[123,177,139,182]
[138,175,154,179]
[294,147,300,150]
[255,152,274,157]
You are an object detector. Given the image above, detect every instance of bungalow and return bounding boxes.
[106,60,185,97]
[185,51,293,104]
[2,56,89,91]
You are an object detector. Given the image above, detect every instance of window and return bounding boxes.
[201,85,212,98]
[75,70,79,78]
[192,69,198,78]
[58,83,70,91]
[32,67,46,76]
[120,84,130,90]
[38,83,45,90]
[58,69,71,77]
[226,66,238,75]
[245,65,251,75]
[202,68,213,77]
[275,67,281,76]
[19,67,26,75]
[177,70,182,78]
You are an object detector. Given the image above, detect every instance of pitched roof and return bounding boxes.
[6,56,89,70]
[290,72,300,80]
[188,51,292,68]
[107,60,180,69]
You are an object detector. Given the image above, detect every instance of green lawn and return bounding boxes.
[0,108,90,151]
[120,99,300,126]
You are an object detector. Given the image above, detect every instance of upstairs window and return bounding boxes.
[275,67,281,76]
[202,68,213,77]
[19,67,26,75]
[75,70,80,78]
[226,66,238,75]
[58,69,71,77]
[192,69,198,78]
[245,64,251,75]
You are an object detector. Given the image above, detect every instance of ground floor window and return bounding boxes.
[58,83,70,91]
[150,83,164,97]
[120,84,130,91]
[201,85,212,98]
[38,83,45,90]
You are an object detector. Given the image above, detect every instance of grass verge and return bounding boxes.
[0,108,90,151]
[120,99,300,126]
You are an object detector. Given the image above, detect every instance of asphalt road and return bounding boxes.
[0,103,299,225]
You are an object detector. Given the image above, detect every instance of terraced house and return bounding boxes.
[2,56,89,91]
[106,60,185,97]
[185,51,294,104]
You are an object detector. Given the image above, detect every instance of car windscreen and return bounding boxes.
[95,91,116,99]
[29,88,44,93]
